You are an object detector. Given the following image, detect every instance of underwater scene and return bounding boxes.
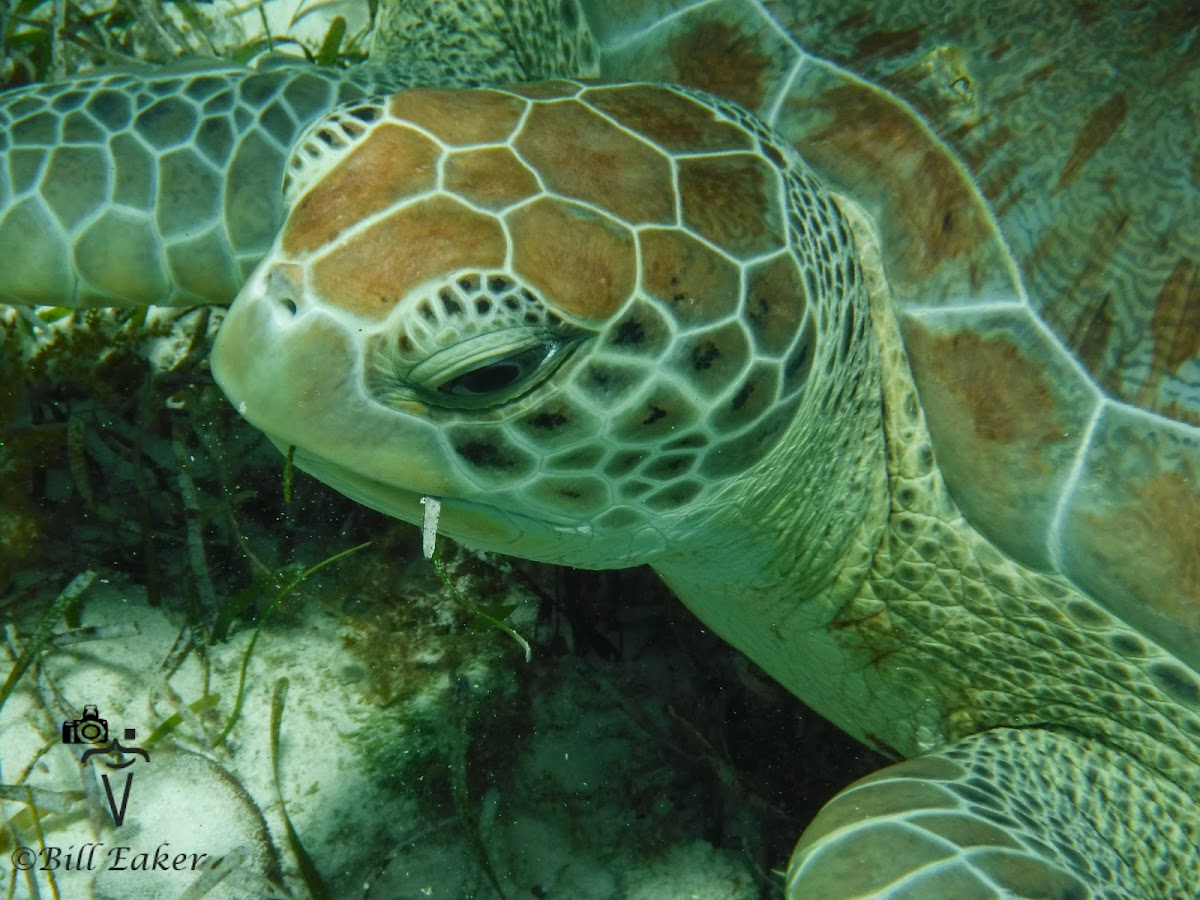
[1,1,1198,898]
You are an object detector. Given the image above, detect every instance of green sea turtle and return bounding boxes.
[3,1,1199,896]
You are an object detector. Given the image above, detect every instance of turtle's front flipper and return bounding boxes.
[0,64,376,308]
[788,727,1194,898]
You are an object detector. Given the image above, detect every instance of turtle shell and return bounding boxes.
[581,1,1200,666]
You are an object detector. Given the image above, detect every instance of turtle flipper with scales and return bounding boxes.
[3,1,1199,896]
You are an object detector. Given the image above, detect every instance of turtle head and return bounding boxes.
[212,81,863,569]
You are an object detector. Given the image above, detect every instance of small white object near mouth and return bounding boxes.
[420,495,441,559]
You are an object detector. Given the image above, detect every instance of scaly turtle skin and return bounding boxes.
[3,2,1199,896]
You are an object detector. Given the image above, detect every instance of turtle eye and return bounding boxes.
[403,329,578,409]
[437,344,554,398]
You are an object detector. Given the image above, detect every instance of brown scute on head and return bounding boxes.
[666,20,772,111]
[507,198,635,321]
[678,154,785,259]
[388,88,527,145]
[311,196,506,319]
[282,124,440,256]
[581,84,754,155]
[639,228,740,327]
[744,254,809,355]
[514,100,675,225]
[444,146,541,211]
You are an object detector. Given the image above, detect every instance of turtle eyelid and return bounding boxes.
[436,343,552,397]
[423,337,583,409]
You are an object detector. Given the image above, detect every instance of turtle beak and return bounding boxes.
[212,257,602,560]
[211,261,460,512]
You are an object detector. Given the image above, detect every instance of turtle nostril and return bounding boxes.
[262,264,305,317]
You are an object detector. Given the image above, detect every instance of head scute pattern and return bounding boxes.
[282,99,388,204]
[366,269,577,410]
[226,79,864,554]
